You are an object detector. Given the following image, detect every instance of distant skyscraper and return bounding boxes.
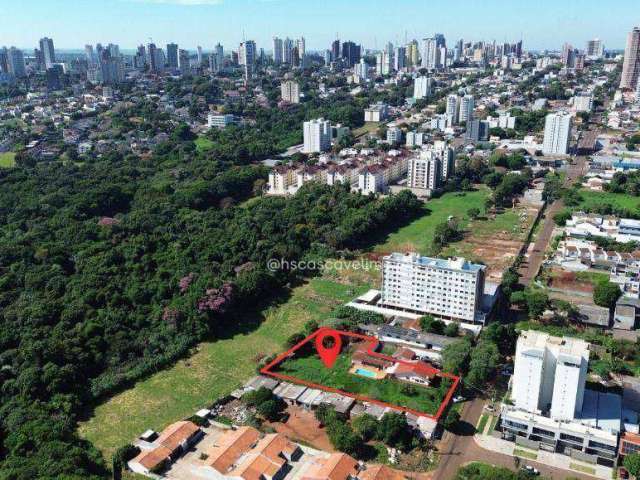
[210,43,224,73]
[85,44,95,66]
[283,38,293,64]
[179,49,190,75]
[273,37,283,65]
[394,47,406,71]
[561,43,576,68]
[620,27,640,90]
[134,45,146,69]
[341,41,361,67]
[331,39,341,62]
[421,37,438,70]
[7,47,26,77]
[586,38,604,59]
[39,37,55,69]
[406,40,419,67]
[197,46,203,65]
[0,48,8,74]
[147,43,158,72]
[239,40,256,80]
[296,37,306,58]
[543,111,572,155]
[167,43,179,70]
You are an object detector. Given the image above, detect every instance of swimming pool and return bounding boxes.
[355,368,377,378]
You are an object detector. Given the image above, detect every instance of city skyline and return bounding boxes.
[3,0,639,52]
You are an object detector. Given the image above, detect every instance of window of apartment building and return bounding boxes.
[588,440,617,452]
[532,427,555,438]
[560,433,584,444]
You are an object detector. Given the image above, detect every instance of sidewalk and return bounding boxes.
[474,433,613,480]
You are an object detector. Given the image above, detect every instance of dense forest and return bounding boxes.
[0,123,423,478]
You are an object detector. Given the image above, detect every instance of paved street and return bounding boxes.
[431,398,597,480]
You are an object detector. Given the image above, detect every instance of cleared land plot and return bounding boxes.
[442,205,538,282]
[78,270,372,460]
[374,188,490,256]
[274,346,451,416]
[0,152,16,168]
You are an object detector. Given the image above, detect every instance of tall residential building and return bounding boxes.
[84,44,95,66]
[394,47,406,71]
[166,43,179,70]
[281,80,300,104]
[197,46,203,65]
[446,94,460,124]
[296,37,305,58]
[239,40,256,80]
[413,76,433,99]
[561,43,574,67]
[381,253,485,322]
[272,37,283,65]
[0,48,8,74]
[459,95,475,123]
[620,27,640,90]
[511,331,589,420]
[282,38,293,64]
[178,49,190,75]
[7,47,26,77]
[39,37,55,69]
[210,43,224,73]
[407,156,441,190]
[147,43,159,72]
[406,40,419,67]
[542,111,573,155]
[331,39,341,62]
[586,38,604,59]
[421,37,438,70]
[303,118,331,153]
[341,41,361,67]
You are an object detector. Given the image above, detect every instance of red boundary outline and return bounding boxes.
[261,327,460,421]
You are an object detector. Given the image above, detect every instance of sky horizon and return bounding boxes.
[1,0,639,53]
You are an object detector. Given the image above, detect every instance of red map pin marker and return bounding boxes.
[315,329,342,369]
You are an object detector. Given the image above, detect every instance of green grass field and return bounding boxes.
[78,268,372,460]
[275,348,451,415]
[476,414,489,434]
[0,152,16,168]
[577,189,640,212]
[195,136,215,153]
[352,122,381,138]
[374,188,490,256]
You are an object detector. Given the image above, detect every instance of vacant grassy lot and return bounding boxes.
[194,136,215,152]
[79,268,372,460]
[374,188,490,256]
[514,448,538,460]
[275,347,451,415]
[352,122,380,138]
[0,152,16,168]
[577,189,640,212]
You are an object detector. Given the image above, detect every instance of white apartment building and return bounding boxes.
[356,156,408,195]
[487,113,516,130]
[445,94,460,124]
[208,113,238,129]
[573,93,593,113]
[542,111,572,155]
[406,131,424,147]
[413,76,433,99]
[387,126,402,145]
[281,80,300,104]
[501,330,627,468]
[364,102,389,122]
[586,38,604,60]
[407,156,441,191]
[511,331,589,420]
[459,95,475,124]
[303,118,331,153]
[380,253,485,322]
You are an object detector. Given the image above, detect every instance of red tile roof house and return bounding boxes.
[128,421,202,475]
[389,361,437,387]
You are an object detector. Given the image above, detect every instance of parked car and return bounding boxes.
[484,404,495,412]
[522,465,540,476]
[453,395,466,403]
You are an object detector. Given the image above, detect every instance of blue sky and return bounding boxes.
[0,0,637,52]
